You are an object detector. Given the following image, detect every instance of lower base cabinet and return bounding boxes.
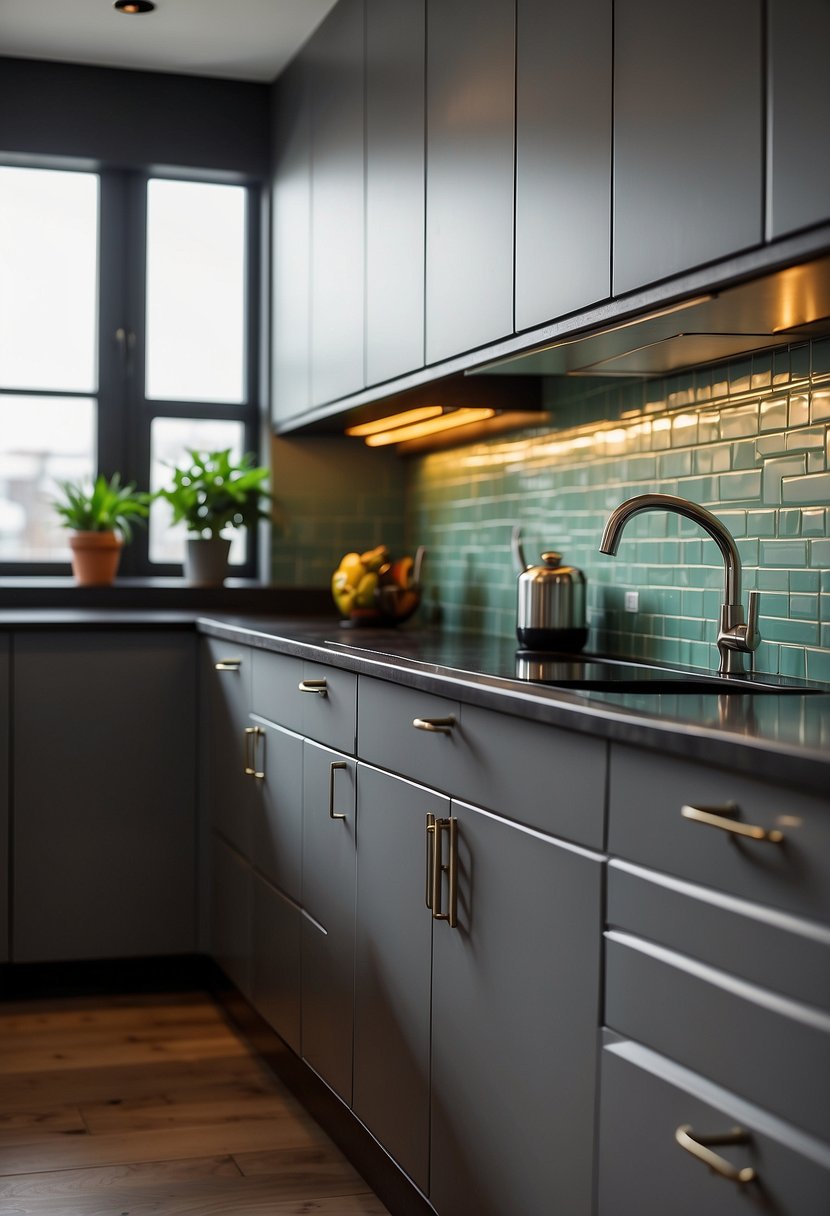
[251,869,301,1055]
[210,834,252,1000]
[354,763,604,1215]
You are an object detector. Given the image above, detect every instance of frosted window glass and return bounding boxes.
[146,179,246,403]
[149,416,246,565]
[0,395,96,560]
[0,168,98,393]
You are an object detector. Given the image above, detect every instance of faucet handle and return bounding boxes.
[745,590,760,652]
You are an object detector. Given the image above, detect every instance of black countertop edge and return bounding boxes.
[195,616,830,797]
[0,581,331,614]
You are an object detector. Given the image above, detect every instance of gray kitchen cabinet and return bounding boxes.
[251,867,301,1054]
[598,1037,830,1216]
[249,717,303,901]
[211,833,253,999]
[514,0,612,330]
[767,0,830,240]
[0,635,8,963]
[425,0,515,363]
[301,739,356,1104]
[309,0,365,407]
[365,0,425,385]
[13,631,197,962]
[271,52,312,425]
[613,0,762,295]
[204,636,256,859]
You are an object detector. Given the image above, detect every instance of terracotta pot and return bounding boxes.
[69,531,123,586]
[184,536,232,586]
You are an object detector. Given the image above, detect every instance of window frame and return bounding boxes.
[0,161,263,579]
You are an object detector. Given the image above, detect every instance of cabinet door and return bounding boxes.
[301,740,356,1104]
[13,632,197,962]
[365,0,425,384]
[204,637,255,859]
[211,834,253,999]
[310,0,365,406]
[0,635,8,963]
[425,0,514,363]
[515,0,612,330]
[251,719,303,902]
[767,0,830,239]
[598,1037,830,1216]
[271,52,312,425]
[354,764,445,1194]
[430,799,604,1216]
[613,0,762,295]
[251,869,301,1055]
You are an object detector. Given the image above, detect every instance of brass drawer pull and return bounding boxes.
[681,802,784,844]
[299,679,328,696]
[328,761,348,821]
[243,725,265,779]
[412,716,455,735]
[215,658,241,671]
[425,814,436,910]
[675,1124,756,1184]
[431,817,458,928]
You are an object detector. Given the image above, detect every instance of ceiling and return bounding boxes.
[0,0,338,82]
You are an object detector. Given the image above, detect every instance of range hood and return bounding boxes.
[471,252,830,378]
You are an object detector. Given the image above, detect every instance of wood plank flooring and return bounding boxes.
[0,990,389,1215]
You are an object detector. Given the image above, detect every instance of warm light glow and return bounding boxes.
[364,408,496,446]
[345,406,444,437]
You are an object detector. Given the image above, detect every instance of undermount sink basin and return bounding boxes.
[514,653,822,695]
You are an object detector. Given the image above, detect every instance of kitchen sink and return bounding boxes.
[513,653,822,694]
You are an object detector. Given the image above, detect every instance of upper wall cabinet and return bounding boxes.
[767,0,830,241]
[515,0,612,332]
[365,0,425,386]
[271,55,312,426]
[425,0,515,364]
[613,0,763,296]
[309,0,366,407]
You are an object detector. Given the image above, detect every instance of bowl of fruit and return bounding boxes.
[331,545,425,626]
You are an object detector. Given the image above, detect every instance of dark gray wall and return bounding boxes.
[0,56,270,176]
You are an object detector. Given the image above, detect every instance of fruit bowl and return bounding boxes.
[332,545,425,627]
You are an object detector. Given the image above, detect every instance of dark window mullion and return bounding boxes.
[120,172,150,575]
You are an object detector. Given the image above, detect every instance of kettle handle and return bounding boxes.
[511,525,529,576]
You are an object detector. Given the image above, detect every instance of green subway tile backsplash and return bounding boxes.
[406,339,830,677]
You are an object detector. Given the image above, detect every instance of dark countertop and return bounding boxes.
[1,606,827,794]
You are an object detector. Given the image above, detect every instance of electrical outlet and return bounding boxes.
[624,590,639,613]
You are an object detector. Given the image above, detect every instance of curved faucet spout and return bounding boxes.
[600,493,742,606]
[599,493,759,676]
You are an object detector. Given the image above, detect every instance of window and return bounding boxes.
[0,164,261,576]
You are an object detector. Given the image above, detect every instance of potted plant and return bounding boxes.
[53,473,150,586]
[155,448,271,586]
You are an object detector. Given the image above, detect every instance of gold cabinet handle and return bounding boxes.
[299,679,328,696]
[425,814,436,910]
[215,658,241,671]
[675,1124,756,1184]
[412,716,455,735]
[431,817,458,928]
[681,803,784,844]
[328,761,348,821]
[243,725,265,779]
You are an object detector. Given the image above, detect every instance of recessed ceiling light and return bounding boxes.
[114,1,156,13]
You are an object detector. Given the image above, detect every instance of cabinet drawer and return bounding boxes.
[608,744,830,923]
[251,870,301,1056]
[605,931,830,1140]
[252,650,357,752]
[598,1037,830,1216]
[358,676,606,847]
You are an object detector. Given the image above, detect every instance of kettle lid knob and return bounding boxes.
[541,552,562,567]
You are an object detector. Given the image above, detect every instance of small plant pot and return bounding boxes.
[69,531,123,587]
[185,536,232,586]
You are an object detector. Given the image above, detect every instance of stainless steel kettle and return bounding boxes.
[511,525,587,652]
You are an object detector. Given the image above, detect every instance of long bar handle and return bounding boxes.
[675,1124,756,1184]
[299,679,328,696]
[431,818,458,928]
[328,761,348,820]
[413,716,455,735]
[215,659,241,671]
[681,803,784,844]
[426,814,436,910]
[243,726,264,779]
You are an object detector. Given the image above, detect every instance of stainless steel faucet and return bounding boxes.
[599,493,760,676]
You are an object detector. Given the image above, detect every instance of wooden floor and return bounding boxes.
[0,989,389,1215]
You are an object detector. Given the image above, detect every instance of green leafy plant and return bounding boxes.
[53,473,150,542]
[155,448,271,539]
